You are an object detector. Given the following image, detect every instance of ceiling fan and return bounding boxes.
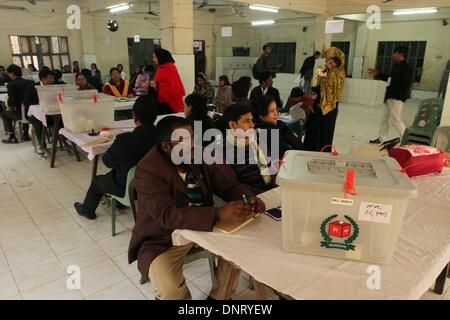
[145,0,159,16]
[196,0,235,11]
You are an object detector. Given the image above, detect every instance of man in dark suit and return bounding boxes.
[250,70,282,110]
[0,65,11,86]
[128,116,266,300]
[1,64,34,144]
[25,69,56,153]
[300,51,321,93]
[74,95,159,220]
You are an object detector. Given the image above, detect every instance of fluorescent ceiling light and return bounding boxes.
[107,3,130,13]
[249,4,279,13]
[393,7,438,15]
[251,20,275,26]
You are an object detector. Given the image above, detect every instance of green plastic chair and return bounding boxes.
[110,166,136,237]
[432,126,450,152]
[401,98,444,146]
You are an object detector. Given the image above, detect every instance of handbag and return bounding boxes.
[388,145,445,178]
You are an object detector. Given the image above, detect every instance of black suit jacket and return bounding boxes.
[102,124,158,195]
[300,56,316,79]
[0,75,11,86]
[23,82,40,111]
[6,78,34,109]
[250,85,282,110]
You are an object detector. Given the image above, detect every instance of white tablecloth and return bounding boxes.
[59,120,135,160]
[27,100,136,127]
[0,86,7,93]
[59,113,185,160]
[173,169,450,300]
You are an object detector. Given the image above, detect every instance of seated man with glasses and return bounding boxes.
[128,116,266,300]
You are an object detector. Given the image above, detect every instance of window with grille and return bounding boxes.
[9,35,71,71]
[270,42,296,74]
[376,41,427,83]
[232,47,250,57]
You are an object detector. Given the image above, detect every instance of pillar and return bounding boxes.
[159,0,195,93]
[80,14,97,69]
[314,15,333,54]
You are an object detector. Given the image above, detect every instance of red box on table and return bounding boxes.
[328,221,351,238]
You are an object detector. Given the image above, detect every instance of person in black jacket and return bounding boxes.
[74,95,158,220]
[25,69,56,153]
[0,65,11,86]
[254,95,303,159]
[300,51,321,93]
[250,71,282,111]
[369,46,413,144]
[1,64,34,144]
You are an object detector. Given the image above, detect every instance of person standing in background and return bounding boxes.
[150,48,186,114]
[300,51,321,93]
[72,61,80,74]
[193,72,215,104]
[215,75,233,113]
[117,64,126,80]
[254,43,281,79]
[369,46,413,144]
[304,47,346,152]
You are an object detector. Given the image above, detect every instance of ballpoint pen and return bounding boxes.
[242,194,256,217]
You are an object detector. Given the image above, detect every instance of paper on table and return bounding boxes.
[82,137,112,148]
[214,216,255,234]
[258,187,281,210]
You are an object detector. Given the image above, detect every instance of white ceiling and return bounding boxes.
[0,0,448,22]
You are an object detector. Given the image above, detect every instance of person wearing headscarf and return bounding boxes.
[150,48,186,114]
[193,72,215,104]
[214,75,233,113]
[304,47,346,152]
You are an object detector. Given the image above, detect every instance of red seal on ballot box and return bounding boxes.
[328,220,351,238]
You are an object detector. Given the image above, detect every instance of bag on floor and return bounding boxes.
[388,145,445,178]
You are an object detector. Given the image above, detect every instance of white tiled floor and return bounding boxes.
[0,100,448,300]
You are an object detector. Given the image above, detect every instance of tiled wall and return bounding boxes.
[341,79,387,106]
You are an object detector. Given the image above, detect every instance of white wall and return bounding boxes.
[358,19,450,92]
[0,10,83,68]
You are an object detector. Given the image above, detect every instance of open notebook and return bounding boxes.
[214,215,258,235]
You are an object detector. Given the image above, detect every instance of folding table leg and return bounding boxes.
[72,142,81,162]
[91,155,99,183]
[434,264,449,294]
[50,116,61,168]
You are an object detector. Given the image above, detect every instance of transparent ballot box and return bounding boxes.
[276,151,417,264]
[59,95,115,133]
[36,84,78,113]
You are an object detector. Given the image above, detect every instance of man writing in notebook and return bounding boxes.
[129,116,266,300]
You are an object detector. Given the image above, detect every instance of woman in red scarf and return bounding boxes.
[150,48,186,114]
